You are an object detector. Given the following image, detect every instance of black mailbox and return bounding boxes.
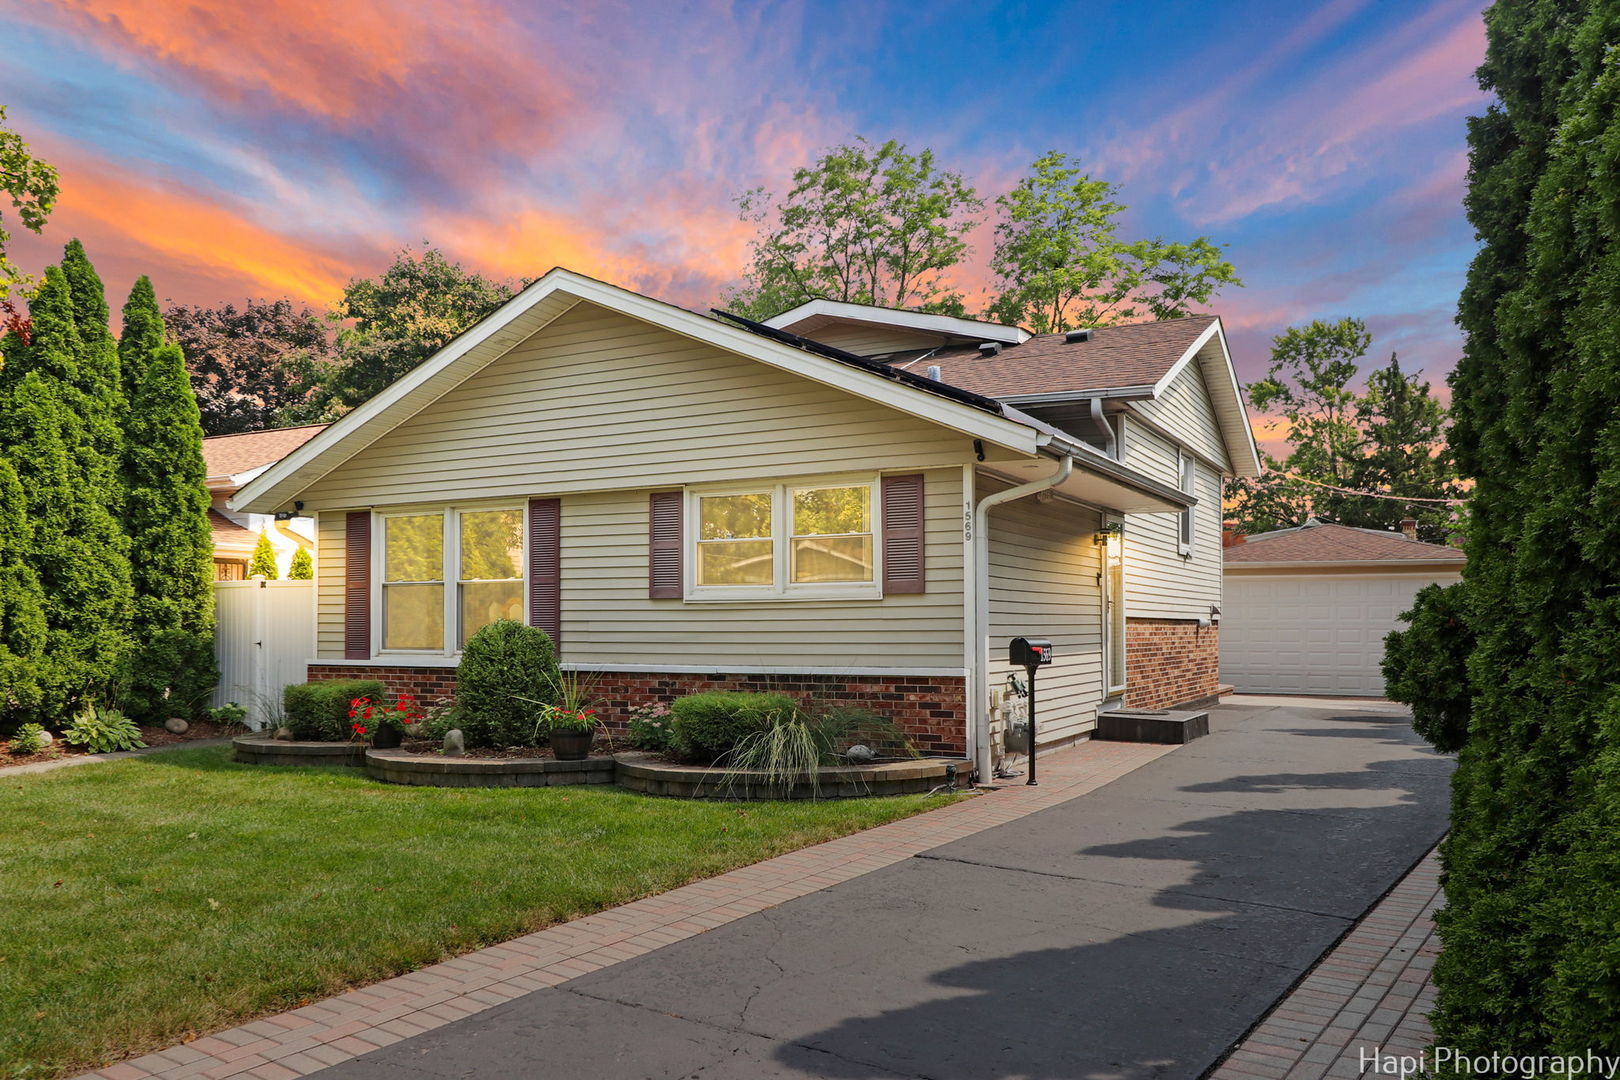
[1010,637,1053,668]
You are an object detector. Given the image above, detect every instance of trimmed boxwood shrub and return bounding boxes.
[669,691,796,762]
[451,619,559,747]
[283,679,385,741]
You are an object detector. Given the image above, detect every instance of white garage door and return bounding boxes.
[1220,572,1462,696]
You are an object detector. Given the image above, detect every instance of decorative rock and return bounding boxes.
[272,726,295,742]
[37,729,54,747]
[443,729,466,756]
[164,717,189,735]
[844,744,875,764]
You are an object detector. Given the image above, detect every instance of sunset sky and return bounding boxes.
[1,0,1488,404]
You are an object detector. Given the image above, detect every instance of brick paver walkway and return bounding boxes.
[1210,848,1443,1080]
[77,739,1174,1080]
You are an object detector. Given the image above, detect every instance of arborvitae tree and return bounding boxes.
[287,547,313,580]
[58,240,126,509]
[119,277,217,722]
[248,531,278,580]
[1385,0,1620,1055]
[118,274,164,402]
[0,457,47,732]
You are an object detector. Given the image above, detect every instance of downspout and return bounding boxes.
[968,452,1074,784]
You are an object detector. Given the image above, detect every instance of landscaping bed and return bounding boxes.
[232,733,367,767]
[614,751,969,800]
[367,747,616,787]
[0,719,237,772]
[0,744,957,1078]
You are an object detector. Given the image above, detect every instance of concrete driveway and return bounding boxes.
[312,700,1451,1080]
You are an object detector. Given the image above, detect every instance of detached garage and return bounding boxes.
[1221,519,1465,697]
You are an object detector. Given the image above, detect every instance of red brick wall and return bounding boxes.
[1123,618,1219,709]
[307,665,967,756]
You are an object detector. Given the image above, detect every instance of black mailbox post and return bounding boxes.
[1009,637,1053,785]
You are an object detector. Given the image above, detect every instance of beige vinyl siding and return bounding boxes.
[549,468,965,669]
[801,324,948,357]
[985,488,1105,745]
[1129,360,1232,470]
[297,303,975,510]
[1121,422,1224,620]
[315,511,346,659]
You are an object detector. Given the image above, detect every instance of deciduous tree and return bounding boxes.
[725,138,983,319]
[165,298,332,435]
[0,104,58,303]
[986,152,1239,332]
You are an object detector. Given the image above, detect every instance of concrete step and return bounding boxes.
[1094,709,1210,744]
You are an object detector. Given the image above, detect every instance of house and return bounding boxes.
[1221,519,1465,697]
[202,424,326,579]
[231,270,1261,781]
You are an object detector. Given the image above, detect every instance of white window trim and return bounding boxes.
[1102,516,1127,696]
[1177,450,1195,557]
[684,476,883,602]
[372,502,527,658]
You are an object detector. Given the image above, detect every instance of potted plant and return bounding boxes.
[348,694,421,750]
[543,705,599,760]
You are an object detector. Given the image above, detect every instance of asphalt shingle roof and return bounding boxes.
[894,316,1217,398]
[1225,521,1466,564]
[202,424,328,481]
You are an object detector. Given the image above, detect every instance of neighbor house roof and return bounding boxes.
[208,509,258,554]
[203,424,329,484]
[905,316,1220,398]
[1225,521,1466,566]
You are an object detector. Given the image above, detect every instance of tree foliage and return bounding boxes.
[0,457,47,730]
[1225,319,1462,541]
[1383,0,1620,1055]
[120,277,217,722]
[287,547,313,580]
[0,104,59,303]
[724,138,983,319]
[164,298,333,436]
[0,262,132,721]
[309,247,516,415]
[986,152,1240,333]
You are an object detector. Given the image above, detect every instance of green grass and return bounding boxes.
[0,747,955,1078]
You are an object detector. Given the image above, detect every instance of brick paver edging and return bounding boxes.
[77,739,1175,1080]
[1208,847,1443,1080]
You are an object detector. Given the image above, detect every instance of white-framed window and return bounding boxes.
[376,504,525,654]
[1177,450,1195,556]
[687,477,880,601]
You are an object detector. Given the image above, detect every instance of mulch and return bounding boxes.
[0,719,239,771]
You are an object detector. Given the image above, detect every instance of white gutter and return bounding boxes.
[966,453,1074,784]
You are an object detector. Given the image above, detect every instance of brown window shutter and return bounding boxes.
[344,511,371,659]
[648,491,682,599]
[527,497,562,648]
[881,473,926,595]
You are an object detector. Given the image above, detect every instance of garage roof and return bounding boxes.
[1225,521,1465,566]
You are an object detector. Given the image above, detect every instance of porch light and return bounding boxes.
[1093,522,1123,547]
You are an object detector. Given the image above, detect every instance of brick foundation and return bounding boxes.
[307,665,967,756]
[1123,618,1220,710]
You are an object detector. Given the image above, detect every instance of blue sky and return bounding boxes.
[0,0,1487,418]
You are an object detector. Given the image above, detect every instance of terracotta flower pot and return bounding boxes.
[549,729,592,761]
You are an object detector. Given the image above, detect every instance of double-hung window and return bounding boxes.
[378,506,524,653]
[689,478,879,600]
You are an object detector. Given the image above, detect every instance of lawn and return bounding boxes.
[0,746,956,1078]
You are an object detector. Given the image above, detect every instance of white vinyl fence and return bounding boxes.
[213,579,314,729]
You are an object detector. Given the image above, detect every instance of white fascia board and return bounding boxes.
[233,269,1041,514]
[1151,319,1263,478]
[763,297,1030,344]
[996,386,1157,405]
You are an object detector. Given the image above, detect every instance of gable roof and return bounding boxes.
[207,509,258,552]
[1225,521,1466,566]
[232,268,1197,517]
[203,424,328,484]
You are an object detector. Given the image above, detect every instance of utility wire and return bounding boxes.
[1261,472,1466,506]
